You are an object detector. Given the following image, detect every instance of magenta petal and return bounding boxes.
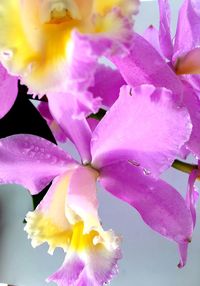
[48,239,121,286]
[143,25,163,56]
[100,161,193,244]
[174,0,200,62]
[178,242,189,268]
[0,134,74,194]
[182,84,200,157]
[111,33,183,96]
[89,65,125,108]
[91,84,192,177]
[158,0,173,60]
[87,118,99,132]
[0,64,18,119]
[38,102,68,143]
[47,255,85,286]
[186,169,199,226]
[48,92,92,164]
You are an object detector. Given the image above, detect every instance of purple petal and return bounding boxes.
[0,64,18,119]
[100,161,193,249]
[87,118,99,132]
[178,165,199,268]
[143,25,163,56]
[48,91,92,164]
[91,84,192,177]
[186,168,199,226]
[38,102,68,143]
[0,134,74,194]
[158,0,173,60]
[47,254,85,286]
[174,0,200,72]
[89,65,125,108]
[182,83,200,157]
[111,33,183,97]
[183,74,200,93]
[178,242,189,268]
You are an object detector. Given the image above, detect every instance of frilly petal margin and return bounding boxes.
[0,63,18,119]
[0,134,75,194]
[89,65,125,108]
[47,222,121,286]
[25,163,122,286]
[91,84,192,177]
[25,171,75,254]
[100,161,193,265]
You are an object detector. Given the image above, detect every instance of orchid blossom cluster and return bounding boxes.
[0,0,200,285]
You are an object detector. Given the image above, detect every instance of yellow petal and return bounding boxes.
[25,172,73,254]
[0,0,139,93]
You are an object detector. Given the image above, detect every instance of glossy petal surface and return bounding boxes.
[89,65,125,108]
[48,222,121,286]
[0,134,74,194]
[91,84,191,177]
[66,166,100,233]
[158,0,173,60]
[143,25,162,56]
[182,83,200,157]
[37,102,68,143]
[100,161,193,247]
[111,34,183,97]
[48,91,92,163]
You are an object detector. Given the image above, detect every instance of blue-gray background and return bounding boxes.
[0,1,200,285]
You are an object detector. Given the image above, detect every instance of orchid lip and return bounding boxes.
[41,0,81,24]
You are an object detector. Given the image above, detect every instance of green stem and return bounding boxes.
[172,159,198,174]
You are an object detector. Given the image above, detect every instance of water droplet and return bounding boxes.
[28,151,36,159]
[50,156,58,164]
[143,168,151,175]
[45,154,51,160]
[128,160,140,167]
[34,146,39,152]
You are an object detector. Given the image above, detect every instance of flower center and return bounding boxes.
[40,0,81,24]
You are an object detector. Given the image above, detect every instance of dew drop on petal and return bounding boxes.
[143,168,151,176]
[128,160,140,167]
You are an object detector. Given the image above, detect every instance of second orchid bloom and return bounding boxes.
[0,84,194,284]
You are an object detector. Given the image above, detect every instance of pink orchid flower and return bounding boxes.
[0,84,193,284]
[101,0,200,265]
